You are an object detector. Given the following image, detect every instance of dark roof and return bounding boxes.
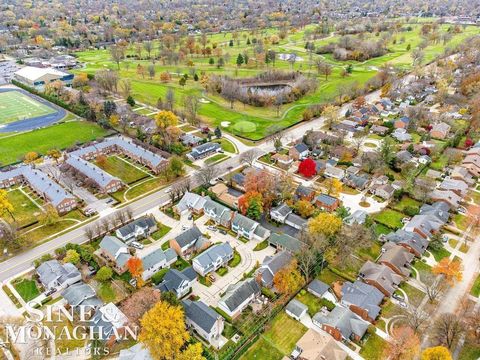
[295,185,314,198]
[341,281,383,319]
[307,279,329,297]
[269,233,304,253]
[294,143,309,153]
[286,299,308,317]
[385,229,428,255]
[183,299,221,333]
[175,226,203,248]
[315,194,338,206]
[232,173,245,186]
[220,279,260,312]
[117,216,156,238]
[157,267,197,294]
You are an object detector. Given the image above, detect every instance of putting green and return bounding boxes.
[232,121,257,133]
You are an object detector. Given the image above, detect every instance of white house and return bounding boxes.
[192,243,233,276]
[183,300,225,347]
[140,248,177,281]
[36,260,81,291]
[217,279,261,318]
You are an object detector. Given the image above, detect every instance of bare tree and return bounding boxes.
[195,165,217,186]
[125,207,134,220]
[166,88,175,111]
[432,313,465,349]
[183,95,200,126]
[143,41,153,59]
[85,226,95,241]
[407,307,430,334]
[110,45,125,69]
[420,271,446,303]
[266,124,284,151]
[240,149,258,166]
[119,79,132,98]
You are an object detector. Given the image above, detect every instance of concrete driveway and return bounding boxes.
[339,190,388,214]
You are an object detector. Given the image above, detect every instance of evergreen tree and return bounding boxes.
[236,53,244,67]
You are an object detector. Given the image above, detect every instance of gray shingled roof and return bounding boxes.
[117,216,156,238]
[271,203,293,217]
[183,299,222,333]
[219,278,260,312]
[286,299,308,317]
[385,229,428,256]
[341,281,383,320]
[0,166,75,207]
[141,248,166,269]
[175,192,206,213]
[175,226,203,248]
[37,260,80,288]
[313,306,368,340]
[66,156,121,188]
[232,212,258,231]
[189,142,221,159]
[269,233,304,253]
[61,282,102,308]
[307,279,329,297]
[359,261,402,296]
[157,267,196,294]
[193,242,233,269]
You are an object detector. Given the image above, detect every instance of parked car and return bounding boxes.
[392,293,404,301]
[401,217,411,224]
[131,241,144,250]
[219,229,227,235]
[458,207,467,215]
[188,214,193,220]
[207,226,217,232]
[207,274,216,282]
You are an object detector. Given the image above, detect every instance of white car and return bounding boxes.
[130,241,144,250]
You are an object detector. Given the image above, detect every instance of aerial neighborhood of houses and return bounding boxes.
[2,4,480,360]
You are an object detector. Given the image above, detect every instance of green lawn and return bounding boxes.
[97,282,116,303]
[459,341,480,360]
[151,223,172,240]
[391,196,421,213]
[213,138,237,153]
[96,155,150,184]
[0,90,56,124]
[295,290,335,315]
[357,240,383,261]
[398,282,425,307]
[44,316,85,353]
[0,121,110,165]
[240,337,284,360]
[412,260,432,276]
[6,188,42,227]
[373,209,405,230]
[428,246,451,262]
[453,214,471,231]
[228,250,241,267]
[470,274,480,297]
[13,278,40,302]
[204,153,229,164]
[316,268,344,285]
[359,333,388,360]
[262,312,307,355]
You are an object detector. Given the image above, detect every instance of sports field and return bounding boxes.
[0,90,56,124]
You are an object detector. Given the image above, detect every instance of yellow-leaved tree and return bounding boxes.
[155,110,178,132]
[308,213,342,238]
[0,189,14,221]
[273,260,304,294]
[139,300,204,360]
[421,346,452,360]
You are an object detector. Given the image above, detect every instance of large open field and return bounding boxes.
[0,120,110,165]
[73,22,479,140]
[5,188,42,227]
[95,155,151,184]
[0,90,56,124]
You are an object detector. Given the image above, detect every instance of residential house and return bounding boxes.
[419,202,450,223]
[294,185,315,202]
[36,260,81,291]
[170,225,210,258]
[430,122,451,139]
[183,299,225,347]
[378,243,414,277]
[344,173,370,190]
[61,282,102,310]
[340,281,383,323]
[271,153,293,169]
[186,142,221,161]
[180,133,203,147]
[451,166,475,185]
[439,178,469,197]
[157,267,197,298]
[358,261,403,297]
[115,216,157,243]
[430,189,462,209]
[289,143,310,160]
[314,194,341,212]
[346,166,361,176]
[312,306,369,342]
[403,214,444,239]
[192,243,233,276]
[392,128,412,142]
[286,299,308,320]
[268,233,304,254]
[324,167,345,180]
[285,213,307,230]
[344,210,368,225]
[394,116,410,129]
[425,169,442,180]
[256,251,292,288]
[290,328,347,360]
[372,184,395,200]
[90,303,129,345]
[174,192,207,215]
[307,280,330,299]
[231,213,270,241]
[370,125,389,135]
[396,150,413,164]
[65,156,124,193]
[231,173,246,191]
[0,166,77,214]
[270,203,293,223]
[68,136,167,174]
[96,236,131,274]
[384,229,428,257]
[203,197,233,227]
[462,154,480,177]
[217,278,261,318]
[140,248,177,281]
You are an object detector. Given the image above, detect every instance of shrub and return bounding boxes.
[404,206,419,217]
[96,266,113,282]
[261,287,276,300]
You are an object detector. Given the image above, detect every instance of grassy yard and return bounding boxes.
[12,278,40,302]
[428,246,451,262]
[5,188,42,227]
[470,274,480,297]
[398,282,425,307]
[412,260,432,276]
[295,290,335,316]
[213,138,237,153]
[44,316,85,353]
[453,214,471,231]
[228,250,241,267]
[96,155,150,184]
[240,337,284,360]
[151,223,172,240]
[204,153,229,164]
[0,121,110,165]
[459,341,480,360]
[373,209,405,230]
[262,312,307,355]
[359,333,388,360]
[357,240,383,261]
[97,282,116,303]
[317,268,344,285]
[391,196,421,213]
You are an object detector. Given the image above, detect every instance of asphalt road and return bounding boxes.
[0,151,263,282]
